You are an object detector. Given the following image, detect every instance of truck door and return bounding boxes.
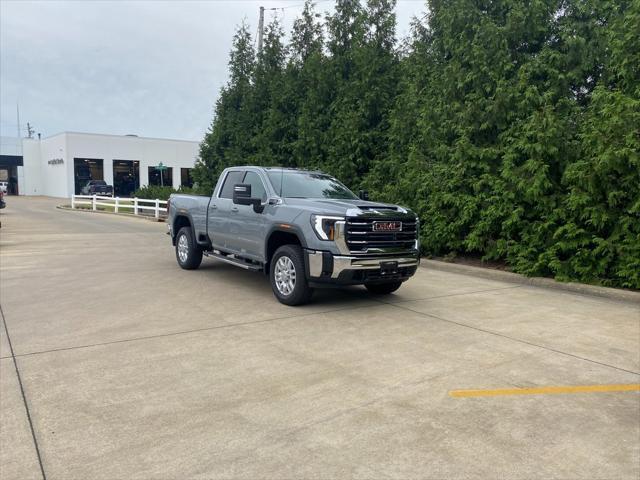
[231,170,269,260]
[208,170,244,251]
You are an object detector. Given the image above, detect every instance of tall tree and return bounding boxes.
[192,0,639,288]
[553,0,640,287]
[290,1,330,169]
[250,17,293,166]
[291,0,324,63]
[194,21,256,192]
[325,0,398,187]
[365,15,431,206]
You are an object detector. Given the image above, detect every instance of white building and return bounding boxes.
[2,131,200,198]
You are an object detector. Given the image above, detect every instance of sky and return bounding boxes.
[0,0,427,143]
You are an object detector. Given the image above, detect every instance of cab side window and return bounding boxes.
[243,171,267,202]
[219,171,244,199]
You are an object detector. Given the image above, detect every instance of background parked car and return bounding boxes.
[81,180,113,196]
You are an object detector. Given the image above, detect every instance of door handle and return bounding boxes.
[210,204,217,210]
[231,207,239,212]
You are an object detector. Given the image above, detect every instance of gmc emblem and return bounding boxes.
[372,221,402,232]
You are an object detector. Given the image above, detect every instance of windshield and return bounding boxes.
[267,171,358,199]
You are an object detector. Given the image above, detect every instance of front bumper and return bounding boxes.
[305,250,420,286]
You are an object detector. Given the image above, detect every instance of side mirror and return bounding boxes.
[358,190,369,201]
[232,183,264,213]
[233,183,252,204]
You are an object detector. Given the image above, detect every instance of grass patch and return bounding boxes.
[68,203,166,219]
[73,204,135,214]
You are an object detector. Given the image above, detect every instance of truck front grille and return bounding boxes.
[345,217,418,253]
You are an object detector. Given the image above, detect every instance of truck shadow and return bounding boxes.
[197,261,373,306]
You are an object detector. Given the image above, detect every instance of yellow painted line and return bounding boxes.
[450,384,640,398]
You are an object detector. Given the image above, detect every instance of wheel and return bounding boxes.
[175,226,203,270]
[270,245,314,306]
[365,281,403,295]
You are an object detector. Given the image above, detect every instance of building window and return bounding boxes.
[181,168,194,188]
[113,160,139,197]
[148,166,172,187]
[74,158,104,195]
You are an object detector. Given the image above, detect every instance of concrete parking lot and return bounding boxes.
[1,196,639,480]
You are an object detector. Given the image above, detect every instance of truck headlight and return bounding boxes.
[311,215,344,241]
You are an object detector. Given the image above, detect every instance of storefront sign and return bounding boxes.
[48,158,64,165]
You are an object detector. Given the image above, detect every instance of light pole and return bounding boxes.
[156,162,167,187]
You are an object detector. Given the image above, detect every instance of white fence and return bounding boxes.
[71,195,168,219]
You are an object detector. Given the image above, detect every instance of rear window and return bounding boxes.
[93,180,107,186]
[219,171,244,199]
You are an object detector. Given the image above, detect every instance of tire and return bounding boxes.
[175,226,203,270]
[365,281,403,295]
[270,245,314,306]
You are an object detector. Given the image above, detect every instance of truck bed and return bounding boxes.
[169,193,210,241]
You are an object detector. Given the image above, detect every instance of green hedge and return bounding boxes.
[132,185,205,201]
[193,0,639,289]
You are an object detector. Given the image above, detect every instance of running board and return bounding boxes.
[204,251,263,271]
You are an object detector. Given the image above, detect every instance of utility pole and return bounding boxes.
[27,122,34,138]
[257,6,265,55]
[15,103,23,155]
[16,103,20,139]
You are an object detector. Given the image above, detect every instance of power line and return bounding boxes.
[259,0,332,14]
[257,4,290,54]
[280,0,333,9]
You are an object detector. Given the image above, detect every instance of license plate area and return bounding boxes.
[380,260,399,275]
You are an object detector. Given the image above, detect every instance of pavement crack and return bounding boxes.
[11,287,518,359]
[391,285,522,305]
[12,302,378,358]
[1,305,48,480]
[376,299,640,377]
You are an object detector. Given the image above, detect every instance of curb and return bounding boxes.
[421,259,640,305]
[56,205,166,222]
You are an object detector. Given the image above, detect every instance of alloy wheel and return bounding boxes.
[177,234,189,263]
[274,256,296,296]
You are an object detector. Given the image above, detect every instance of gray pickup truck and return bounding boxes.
[167,166,420,305]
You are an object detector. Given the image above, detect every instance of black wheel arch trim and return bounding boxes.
[264,225,308,273]
[172,213,198,246]
[265,225,308,250]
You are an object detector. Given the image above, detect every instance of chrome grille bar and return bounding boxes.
[345,216,418,253]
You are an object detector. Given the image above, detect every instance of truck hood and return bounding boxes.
[282,198,414,218]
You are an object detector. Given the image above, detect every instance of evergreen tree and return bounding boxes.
[291,0,324,63]
[553,0,640,288]
[250,17,293,167]
[365,14,432,222]
[325,0,398,187]
[193,0,640,288]
[194,21,256,192]
[290,1,330,169]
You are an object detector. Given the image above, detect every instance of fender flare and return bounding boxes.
[171,212,197,246]
[264,225,308,272]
